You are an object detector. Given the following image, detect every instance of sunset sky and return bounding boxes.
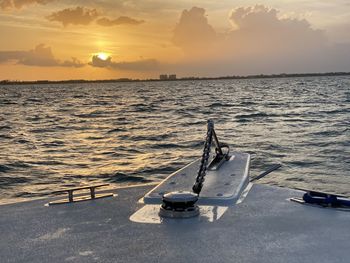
[0,0,350,80]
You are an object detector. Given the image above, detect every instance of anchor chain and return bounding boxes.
[192,120,214,194]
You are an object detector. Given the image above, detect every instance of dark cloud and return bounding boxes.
[0,44,84,68]
[0,0,54,10]
[172,5,350,74]
[96,16,144,26]
[90,55,112,68]
[46,7,99,27]
[46,6,145,27]
[18,44,58,66]
[89,55,159,71]
[0,50,26,62]
[60,57,85,68]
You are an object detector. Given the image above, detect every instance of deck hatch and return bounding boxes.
[143,152,250,206]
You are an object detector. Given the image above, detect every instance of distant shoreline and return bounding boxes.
[1,72,350,85]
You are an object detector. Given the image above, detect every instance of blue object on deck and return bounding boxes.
[303,191,350,208]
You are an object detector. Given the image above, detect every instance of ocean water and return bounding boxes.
[0,77,349,204]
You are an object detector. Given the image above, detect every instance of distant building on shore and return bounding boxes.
[159,74,177,80]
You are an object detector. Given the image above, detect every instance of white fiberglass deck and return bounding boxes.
[0,183,349,263]
[143,152,250,206]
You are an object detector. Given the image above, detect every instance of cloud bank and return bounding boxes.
[0,45,158,71]
[96,16,144,26]
[0,44,84,67]
[172,5,350,75]
[47,6,144,27]
[0,0,53,10]
[46,7,99,27]
[89,55,159,71]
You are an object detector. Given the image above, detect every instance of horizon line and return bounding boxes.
[1,71,350,85]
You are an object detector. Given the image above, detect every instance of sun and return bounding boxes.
[96,52,109,61]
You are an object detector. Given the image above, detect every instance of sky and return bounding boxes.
[0,0,350,80]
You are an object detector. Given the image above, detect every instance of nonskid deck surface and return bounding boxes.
[0,184,349,263]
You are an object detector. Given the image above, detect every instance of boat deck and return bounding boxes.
[0,184,349,263]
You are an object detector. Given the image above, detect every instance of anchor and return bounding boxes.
[159,120,230,218]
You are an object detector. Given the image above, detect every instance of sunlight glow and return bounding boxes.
[97,52,109,61]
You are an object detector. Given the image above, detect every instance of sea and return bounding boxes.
[0,76,349,204]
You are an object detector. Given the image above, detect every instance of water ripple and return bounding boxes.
[0,76,349,203]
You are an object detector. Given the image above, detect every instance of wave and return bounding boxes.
[107,172,153,183]
[0,125,11,130]
[107,128,127,133]
[0,164,12,173]
[0,176,32,187]
[235,112,269,118]
[1,77,349,202]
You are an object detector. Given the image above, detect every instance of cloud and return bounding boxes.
[0,44,84,67]
[60,57,85,68]
[90,55,112,68]
[96,16,144,26]
[227,5,326,55]
[0,45,158,71]
[89,55,159,71]
[0,0,54,10]
[46,6,145,27]
[172,5,350,74]
[173,7,217,54]
[112,59,159,71]
[18,44,59,66]
[46,7,99,27]
[0,50,27,62]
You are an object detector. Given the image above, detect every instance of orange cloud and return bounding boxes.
[173,5,326,59]
[227,5,325,54]
[173,7,217,53]
[46,6,145,27]
[0,0,54,10]
[172,5,350,74]
[0,44,84,67]
[47,7,99,27]
[89,55,159,71]
[96,16,144,26]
